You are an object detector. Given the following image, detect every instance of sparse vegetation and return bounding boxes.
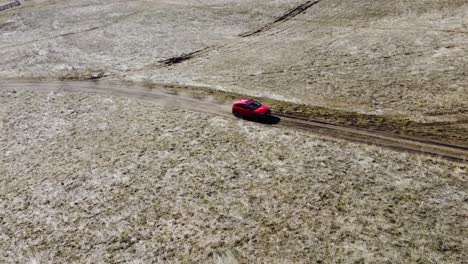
[0,0,466,122]
[1,0,467,262]
[0,90,466,263]
[146,82,468,147]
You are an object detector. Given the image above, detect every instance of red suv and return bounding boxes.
[232,99,271,120]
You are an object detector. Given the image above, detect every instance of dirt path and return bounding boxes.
[1,80,467,163]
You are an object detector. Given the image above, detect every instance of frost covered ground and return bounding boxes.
[1,90,466,263]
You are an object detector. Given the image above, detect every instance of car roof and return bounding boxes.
[234,98,254,105]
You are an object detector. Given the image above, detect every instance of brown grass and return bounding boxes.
[1,90,466,263]
[145,82,468,147]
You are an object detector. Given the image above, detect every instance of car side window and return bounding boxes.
[237,104,247,109]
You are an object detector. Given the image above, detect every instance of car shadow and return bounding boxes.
[243,115,281,125]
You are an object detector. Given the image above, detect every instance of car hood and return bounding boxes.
[255,105,270,114]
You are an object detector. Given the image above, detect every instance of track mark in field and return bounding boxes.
[414,119,468,127]
[239,0,321,37]
[159,47,212,65]
[0,0,20,12]
[60,11,142,37]
[1,11,142,49]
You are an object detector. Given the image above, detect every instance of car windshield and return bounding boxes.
[248,101,262,110]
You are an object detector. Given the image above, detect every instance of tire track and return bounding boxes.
[155,0,321,67]
[1,80,467,163]
[0,10,143,49]
[0,0,20,12]
[158,46,214,66]
[239,0,321,37]
[276,113,468,163]
[155,44,232,68]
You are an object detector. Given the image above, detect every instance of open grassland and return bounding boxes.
[146,0,468,121]
[1,90,466,263]
[0,0,297,79]
[150,82,468,148]
[0,0,467,122]
[1,0,467,262]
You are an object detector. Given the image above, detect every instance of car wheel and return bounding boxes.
[232,110,240,117]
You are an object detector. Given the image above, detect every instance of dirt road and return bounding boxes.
[1,80,467,163]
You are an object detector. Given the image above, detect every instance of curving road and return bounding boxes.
[1,80,467,163]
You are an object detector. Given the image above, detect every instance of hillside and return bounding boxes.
[1,0,466,120]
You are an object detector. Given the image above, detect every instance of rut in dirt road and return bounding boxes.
[239,0,321,37]
[1,80,467,163]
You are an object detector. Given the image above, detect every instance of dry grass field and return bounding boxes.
[1,89,467,263]
[1,0,468,263]
[0,0,467,121]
